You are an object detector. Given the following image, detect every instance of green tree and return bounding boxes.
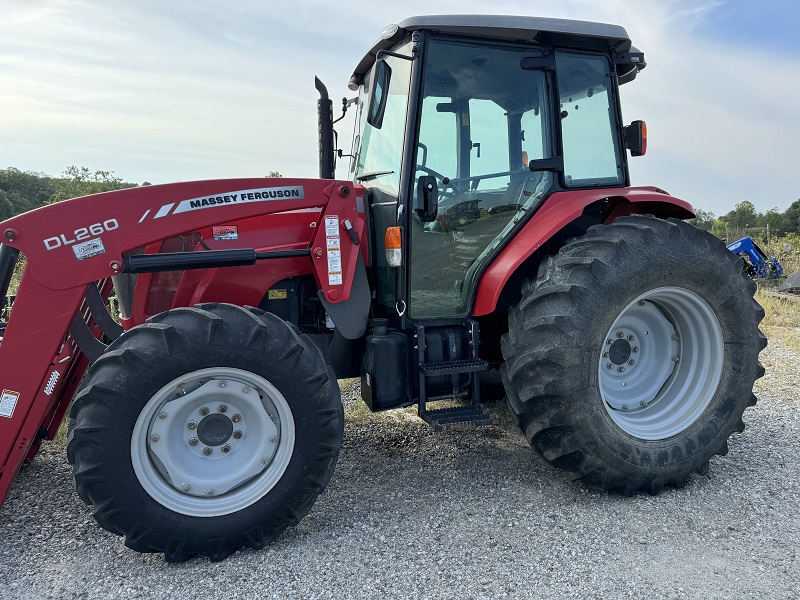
[49,166,133,203]
[785,200,800,235]
[761,208,789,237]
[688,208,715,231]
[0,189,15,221]
[722,201,758,229]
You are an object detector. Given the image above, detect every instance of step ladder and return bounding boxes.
[416,320,493,431]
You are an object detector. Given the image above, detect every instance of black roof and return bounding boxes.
[351,15,643,85]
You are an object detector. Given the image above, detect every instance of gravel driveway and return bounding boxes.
[1,339,798,600]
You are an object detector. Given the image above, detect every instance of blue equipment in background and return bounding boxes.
[727,237,784,279]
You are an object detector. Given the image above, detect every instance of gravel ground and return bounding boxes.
[1,340,798,600]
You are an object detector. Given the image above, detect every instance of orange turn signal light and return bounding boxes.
[385,227,402,267]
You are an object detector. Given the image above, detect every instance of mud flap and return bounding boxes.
[318,253,370,339]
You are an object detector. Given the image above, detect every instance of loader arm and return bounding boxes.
[0,178,366,506]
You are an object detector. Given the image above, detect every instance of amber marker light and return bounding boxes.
[385,227,402,267]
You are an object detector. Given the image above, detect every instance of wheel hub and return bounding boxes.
[608,338,632,365]
[196,413,234,446]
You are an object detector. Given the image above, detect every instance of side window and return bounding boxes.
[468,100,510,190]
[418,96,457,178]
[556,53,623,186]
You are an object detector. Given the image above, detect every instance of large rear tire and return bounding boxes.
[501,217,766,494]
[67,303,343,561]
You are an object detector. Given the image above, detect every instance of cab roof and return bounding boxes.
[351,15,644,86]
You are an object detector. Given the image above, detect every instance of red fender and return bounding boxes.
[472,187,694,316]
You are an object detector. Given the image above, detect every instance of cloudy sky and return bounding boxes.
[0,0,796,217]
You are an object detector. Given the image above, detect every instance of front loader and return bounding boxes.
[0,15,765,562]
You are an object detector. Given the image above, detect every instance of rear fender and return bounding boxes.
[472,187,694,316]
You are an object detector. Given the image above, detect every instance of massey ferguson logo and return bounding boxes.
[43,219,119,250]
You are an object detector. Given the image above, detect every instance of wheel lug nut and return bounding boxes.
[606,363,613,369]
[219,381,227,388]
[617,366,625,373]
[218,404,228,413]
[672,356,680,362]
[616,331,624,338]
[622,404,629,410]
[232,414,241,423]
[607,339,614,345]
[242,387,250,394]
[640,400,647,407]
[627,335,634,342]
[638,301,645,306]
[151,435,159,443]
[632,346,639,353]
[158,412,167,420]
[269,435,277,444]
[222,444,231,453]
[199,407,209,416]
[181,484,191,493]
[205,489,214,497]
[233,430,242,439]
[602,351,609,358]
[189,437,199,446]
[672,335,680,341]
[203,447,212,456]
[187,421,197,430]
[628,359,635,366]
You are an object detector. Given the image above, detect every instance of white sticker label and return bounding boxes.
[72,237,106,261]
[0,389,20,418]
[325,216,342,286]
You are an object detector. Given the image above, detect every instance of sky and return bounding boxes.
[0,0,797,217]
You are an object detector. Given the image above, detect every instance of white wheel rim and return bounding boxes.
[598,287,724,440]
[131,367,295,517]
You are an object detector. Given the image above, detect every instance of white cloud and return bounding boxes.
[0,0,796,215]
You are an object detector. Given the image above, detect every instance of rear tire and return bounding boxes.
[501,217,766,494]
[67,303,343,561]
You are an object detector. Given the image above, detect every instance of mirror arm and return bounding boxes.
[375,50,416,62]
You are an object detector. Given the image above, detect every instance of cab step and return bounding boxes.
[419,357,489,376]
[420,404,494,431]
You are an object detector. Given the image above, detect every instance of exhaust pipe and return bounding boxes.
[315,77,336,179]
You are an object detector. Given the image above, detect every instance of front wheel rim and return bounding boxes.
[598,287,724,440]
[131,367,295,517]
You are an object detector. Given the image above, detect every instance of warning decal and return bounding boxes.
[325,216,342,286]
[212,225,239,240]
[0,389,20,418]
[72,237,106,261]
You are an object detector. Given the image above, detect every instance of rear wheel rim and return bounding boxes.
[598,287,724,440]
[131,367,295,517]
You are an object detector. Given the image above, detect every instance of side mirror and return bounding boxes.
[367,59,392,129]
[529,157,564,172]
[623,120,647,157]
[415,176,438,222]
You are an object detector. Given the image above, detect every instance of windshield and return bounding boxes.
[352,41,413,197]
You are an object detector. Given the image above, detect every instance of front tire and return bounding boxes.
[501,217,766,494]
[67,303,343,561]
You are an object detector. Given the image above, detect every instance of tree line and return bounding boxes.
[0,167,285,221]
[688,200,800,240]
[0,166,145,221]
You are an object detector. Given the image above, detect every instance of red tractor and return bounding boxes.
[0,16,764,561]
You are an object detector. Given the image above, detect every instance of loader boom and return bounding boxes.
[0,178,366,506]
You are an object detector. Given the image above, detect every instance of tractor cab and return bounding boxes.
[338,16,648,421]
[345,16,645,321]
